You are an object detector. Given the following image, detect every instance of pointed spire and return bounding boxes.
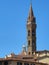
[28,2,34,19]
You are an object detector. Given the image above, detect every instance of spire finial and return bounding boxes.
[30,0,32,8]
[28,0,34,19]
[30,0,32,5]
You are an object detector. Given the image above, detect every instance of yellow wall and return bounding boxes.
[38,57,49,64]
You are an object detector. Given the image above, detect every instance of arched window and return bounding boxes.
[28,40,30,46]
[28,30,30,36]
[32,30,35,36]
[28,52,30,55]
[32,40,35,46]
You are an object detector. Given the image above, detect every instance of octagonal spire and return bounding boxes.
[28,3,34,19]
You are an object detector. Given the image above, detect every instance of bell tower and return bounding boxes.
[27,3,36,55]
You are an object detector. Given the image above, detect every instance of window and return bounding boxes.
[4,61,8,65]
[20,62,22,65]
[32,30,35,36]
[24,63,29,65]
[28,30,30,36]
[31,64,35,65]
[0,62,2,65]
[17,62,19,65]
[28,40,30,46]
[32,42,34,46]
[28,52,30,55]
[17,62,22,65]
[32,40,35,46]
[32,52,33,54]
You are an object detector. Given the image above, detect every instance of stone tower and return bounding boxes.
[27,3,36,55]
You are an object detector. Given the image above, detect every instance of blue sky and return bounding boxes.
[0,0,49,58]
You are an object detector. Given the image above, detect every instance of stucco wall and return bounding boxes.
[38,57,49,64]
